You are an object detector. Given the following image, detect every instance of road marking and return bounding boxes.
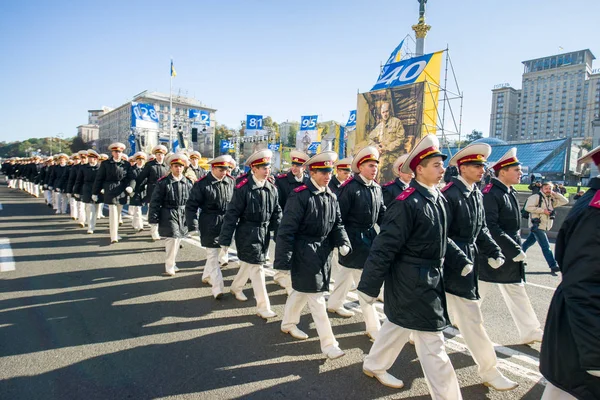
[526,282,556,291]
[0,238,16,272]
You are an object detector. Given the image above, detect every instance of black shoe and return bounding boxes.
[550,266,560,275]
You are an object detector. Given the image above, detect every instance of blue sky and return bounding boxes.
[1,0,599,143]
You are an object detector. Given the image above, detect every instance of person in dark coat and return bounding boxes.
[273,150,310,293]
[136,144,169,241]
[219,149,282,319]
[275,151,351,360]
[441,144,517,391]
[477,148,544,345]
[327,157,352,194]
[540,146,600,400]
[149,154,193,276]
[126,152,147,232]
[74,150,101,234]
[66,153,83,222]
[186,155,235,298]
[327,146,385,341]
[92,142,132,244]
[42,158,55,207]
[358,135,470,395]
[381,153,412,208]
[49,154,69,214]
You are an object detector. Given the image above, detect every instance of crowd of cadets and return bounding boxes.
[2,138,599,400]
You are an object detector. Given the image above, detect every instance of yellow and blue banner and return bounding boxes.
[170,60,177,77]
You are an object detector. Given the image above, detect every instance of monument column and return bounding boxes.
[413,0,431,56]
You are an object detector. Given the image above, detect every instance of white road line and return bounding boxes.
[526,282,556,291]
[0,238,16,272]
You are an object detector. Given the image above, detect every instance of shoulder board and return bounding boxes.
[396,187,416,201]
[482,183,493,194]
[267,176,275,183]
[383,180,395,187]
[236,178,248,189]
[277,173,287,179]
[340,176,354,188]
[441,181,454,192]
[589,190,600,209]
[196,175,207,182]
[157,174,168,182]
[294,184,308,193]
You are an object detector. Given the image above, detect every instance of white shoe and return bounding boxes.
[214,292,223,300]
[231,290,248,302]
[484,375,519,391]
[165,270,176,276]
[79,223,85,228]
[202,277,212,285]
[366,330,378,341]
[521,329,543,345]
[257,310,276,319]
[282,326,309,340]
[324,346,345,360]
[363,369,404,389]
[328,307,354,318]
[87,230,93,234]
[173,266,179,272]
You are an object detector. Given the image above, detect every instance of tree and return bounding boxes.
[580,137,593,151]
[213,124,233,156]
[287,124,298,148]
[466,129,483,143]
[70,136,87,153]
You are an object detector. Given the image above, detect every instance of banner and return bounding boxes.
[372,51,439,91]
[297,115,319,154]
[220,139,234,154]
[189,109,211,126]
[131,102,159,129]
[353,82,425,182]
[245,115,264,137]
[419,51,443,135]
[128,133,136,156]
[346,110,356,127]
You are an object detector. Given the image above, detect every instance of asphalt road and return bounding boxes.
[0,182,560,399]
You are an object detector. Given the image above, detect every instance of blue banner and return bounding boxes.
[268,143,281,151]
[339,126,345,158]
[346,110,356,127]
[128,133,136,156]
[372,52,434,91]
[300,115,318,131]
[245,115,263,137]
[307,142,320,151]
[131,103,159,128]
[189,109,211,125]
[220,139,234,153]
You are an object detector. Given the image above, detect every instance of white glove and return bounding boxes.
[460,264,474,276]
[56,188,61,193]
[488,257,505,269]
[588,370,600,378]
[43,184,48,189]
[66,193,71,199]
[100,189,105,194]
[125,186,133,194]
[339,245,350,256]
[48,186,53,190]
[73,193,79,199]
[219,247,229,265]
[357,290,376,305]
[513,250,527,262]
[91,195,98,202]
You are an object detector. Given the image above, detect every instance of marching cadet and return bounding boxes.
[219,149,282,319]
[477,148,544,345]
[42,157,54,207]
[540,146,600,400]
[358,135,470,397]
[30,156,42,198]
[441,143,518,391]
[186,155,235,298]
[149,153,194,276]
[96,154,108,218]
[126,152,147,232]
[186,151,206,180]
[74,150,101,234]
[381,154,412,207]
[275,151,351,360]
[273,150,310,293]
[328,157,352,194]
[66,153,81,221]
[49,154,69,214]
[327,146,384,341]
[136,145,169,241]
[92,143,132,244]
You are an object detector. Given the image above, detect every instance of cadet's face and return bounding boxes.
[417,156,445,186]
[460,164,485,184]
[252,165,270,180]
[88,157,98,166]
[155,153,165,163]
[291,164,304,177]
[398,170,414,183]
[501,165,522,185]
[190,158,199,165]
[359,161,378,180]
[311,170,332,187]
[337,169,351,182]
[212,166,228,179]
[171,164,184,176]
[136,159,145,167]
[111,150,122,161]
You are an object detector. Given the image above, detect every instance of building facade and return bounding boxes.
[97,91,216,154]
[490,49,600,144]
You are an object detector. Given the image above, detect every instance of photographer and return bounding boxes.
[522,182,568,274]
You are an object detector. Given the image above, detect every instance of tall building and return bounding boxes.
[77,108,111,143]
[490,49,600,144]
[97,90,216,154]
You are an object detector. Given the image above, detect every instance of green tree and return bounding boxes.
[287,124,298,148]
[466,129,483,143]
[214,124,233,156]
[70,136,88,153]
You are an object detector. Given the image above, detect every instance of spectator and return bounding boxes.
[522,182,569,274]
[572,190,585,201]
[528,180,542,194]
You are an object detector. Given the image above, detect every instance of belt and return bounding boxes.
[240,219,268,227]
[452,237,476,245]
[400,255,444,267]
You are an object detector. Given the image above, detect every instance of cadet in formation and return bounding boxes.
[73,150,101,234]
[219,149,282,319]
[274,151,351,360]
[327,157,352,194]
[381,153,412,207]
[125,152,147,232]
[136,145,169,241]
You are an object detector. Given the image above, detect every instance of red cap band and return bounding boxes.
[493,157,519,171]
[457,154,486,167]
[409,146,442,171]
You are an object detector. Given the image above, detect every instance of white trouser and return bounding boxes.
[96,204,103,218]
[330,251,342,283]
[150,223,160,240]
[77,201,85,225]
[274,270,292,294]
[364,320,463,400]
[130,206,144,230]
[165,237,181,273]
[18,179,23,189]
[61,194,68,213]
[479,281,542,342]
[328,265,381,334]
[230,262,272,313]
[33,184,40,197]
[85,203,97,232]
[541,382,577,400]
[108,204,122,241]
[45,190,52,204]
[204,248,224,297]
[69,196,78,219]
[446,293,501,382]
[52,191,59,210]
[282,290,338,354]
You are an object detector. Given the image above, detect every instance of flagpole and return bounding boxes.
[169,59,173,151]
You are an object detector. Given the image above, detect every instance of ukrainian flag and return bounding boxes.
[171,60,177,77]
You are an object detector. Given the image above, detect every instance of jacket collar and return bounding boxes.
[307,178,333,196]
[354,174,376,187]
[411,180,440,203]
[452,176,473,197]
[492,177,510,193]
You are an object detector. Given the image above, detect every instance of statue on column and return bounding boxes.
[418,0,427,23]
